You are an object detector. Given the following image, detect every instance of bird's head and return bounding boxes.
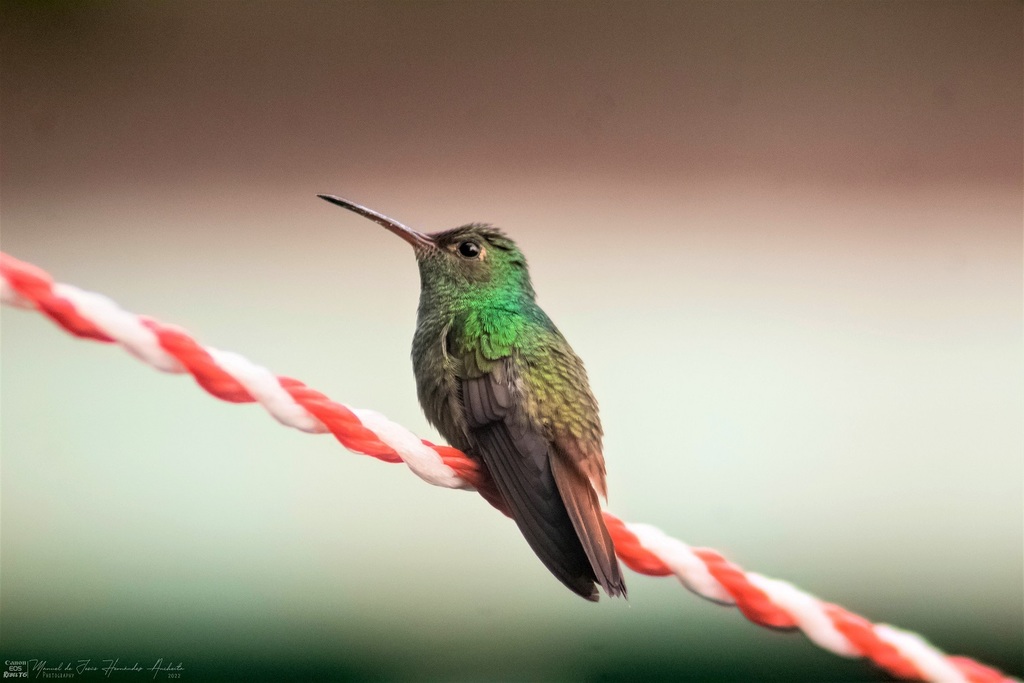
[319,194,535,306]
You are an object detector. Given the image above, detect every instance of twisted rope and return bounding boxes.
[1,251,1015,683]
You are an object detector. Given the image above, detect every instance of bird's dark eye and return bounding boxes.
[457,240,481,259]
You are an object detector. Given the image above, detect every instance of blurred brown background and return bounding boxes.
[2,2,1021,681]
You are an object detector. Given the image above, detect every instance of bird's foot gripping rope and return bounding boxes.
[0,251,1016,683]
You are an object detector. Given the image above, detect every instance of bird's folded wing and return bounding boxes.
[461,360,599,600]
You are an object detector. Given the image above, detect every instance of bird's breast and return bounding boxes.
[411,311,469,449]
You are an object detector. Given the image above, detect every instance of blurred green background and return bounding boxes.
[2,2,1021,681]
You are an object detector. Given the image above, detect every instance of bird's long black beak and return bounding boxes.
[318,194,435,251]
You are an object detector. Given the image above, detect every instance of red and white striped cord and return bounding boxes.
[0,251,1015,683]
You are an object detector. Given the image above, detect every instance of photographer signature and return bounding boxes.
[22,659,184,679]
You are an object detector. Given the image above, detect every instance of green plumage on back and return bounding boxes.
[319,195,625,601]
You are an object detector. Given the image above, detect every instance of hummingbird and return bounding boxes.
[319,194,626,601]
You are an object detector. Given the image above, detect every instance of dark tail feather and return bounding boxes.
[474,424,600,600]
[550,453,627,599]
